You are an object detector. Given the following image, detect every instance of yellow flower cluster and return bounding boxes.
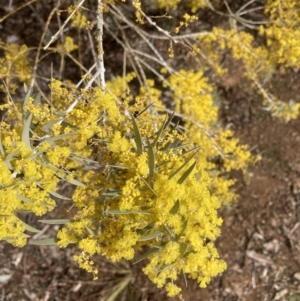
[175,13,198,34]
[2,0,300,297]
[57,111,227,296]
[194,24,300,121]
[73,252,99,280]
[97,0,126,12]
[46,70,250,296]
[186,0,209,12]
[0,1,274,296]
[56,36,78,56]
[0,41,32,94]
[0,129,58,246]
[265,98,300,122]
[155,0,208,12]
[0,80,125,246]
[155,0,181,11]
[168,70,253,203]
[262,0,300,68]
[67,6,93,30]
[0,66,253,295]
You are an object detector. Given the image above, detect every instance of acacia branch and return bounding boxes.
[96,0,106,90]
[43,0,86,50]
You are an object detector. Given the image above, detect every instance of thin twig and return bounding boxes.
[138,59,173,89]
[43,0,86,50]
[96,0,106,90]
[0,0,37,23]
[57,9,65,80]
[76,62,97,88]
[130,0,177,43]
[62,63,105,118]
[87,29,100,79]
[236,0,258,15]
[132,49,177,75]
[103,21,143,85]
[205,0,269,29]
[116,19,149,89]
[109,5,171,71]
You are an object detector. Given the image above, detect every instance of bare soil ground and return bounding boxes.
[1,1,300,301]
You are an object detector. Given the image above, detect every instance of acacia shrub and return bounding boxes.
[0,0,299,297]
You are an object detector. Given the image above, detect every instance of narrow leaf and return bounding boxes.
[177,161,197,184]
[42,118,61,134]
[30,238,57,245]
[22,233,31,238]
[153,111,175,148]
[139,177,156,196]
[33,93,41,105]
[23,83,28,93]
[157,263,171,273]
[4,147,20,170]
[27,150,46,160]
[19,220,40,233]
[136,222,154,235]
[176,219,188,240]
[49,191,71,200]
[133,247,160,264]
[138,230,163,242]
[106,276,131,301]
[179,243,188,255]
[172,119,180,131]
[0,132,5,158]
[159,112,175,135]
[147,138,155,178]
[22,113,33,149]
[160,141,172,151]
[38,219,70,225]
[152,117,167,149]
[42,119,78,135]
[66,178,85,186]
[85,225,96,236]
[169,200,180,214]
[43,132,77,143]
[102,192,121,197]
[134,102,154,117]
[168,149,199,180]
[16,193,33,204]
[131,116,143,155]
[23,87,32,115]
[61,121,78,130]
[160,137,181,152]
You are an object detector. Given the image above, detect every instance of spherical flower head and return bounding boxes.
[165,282,181,297]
